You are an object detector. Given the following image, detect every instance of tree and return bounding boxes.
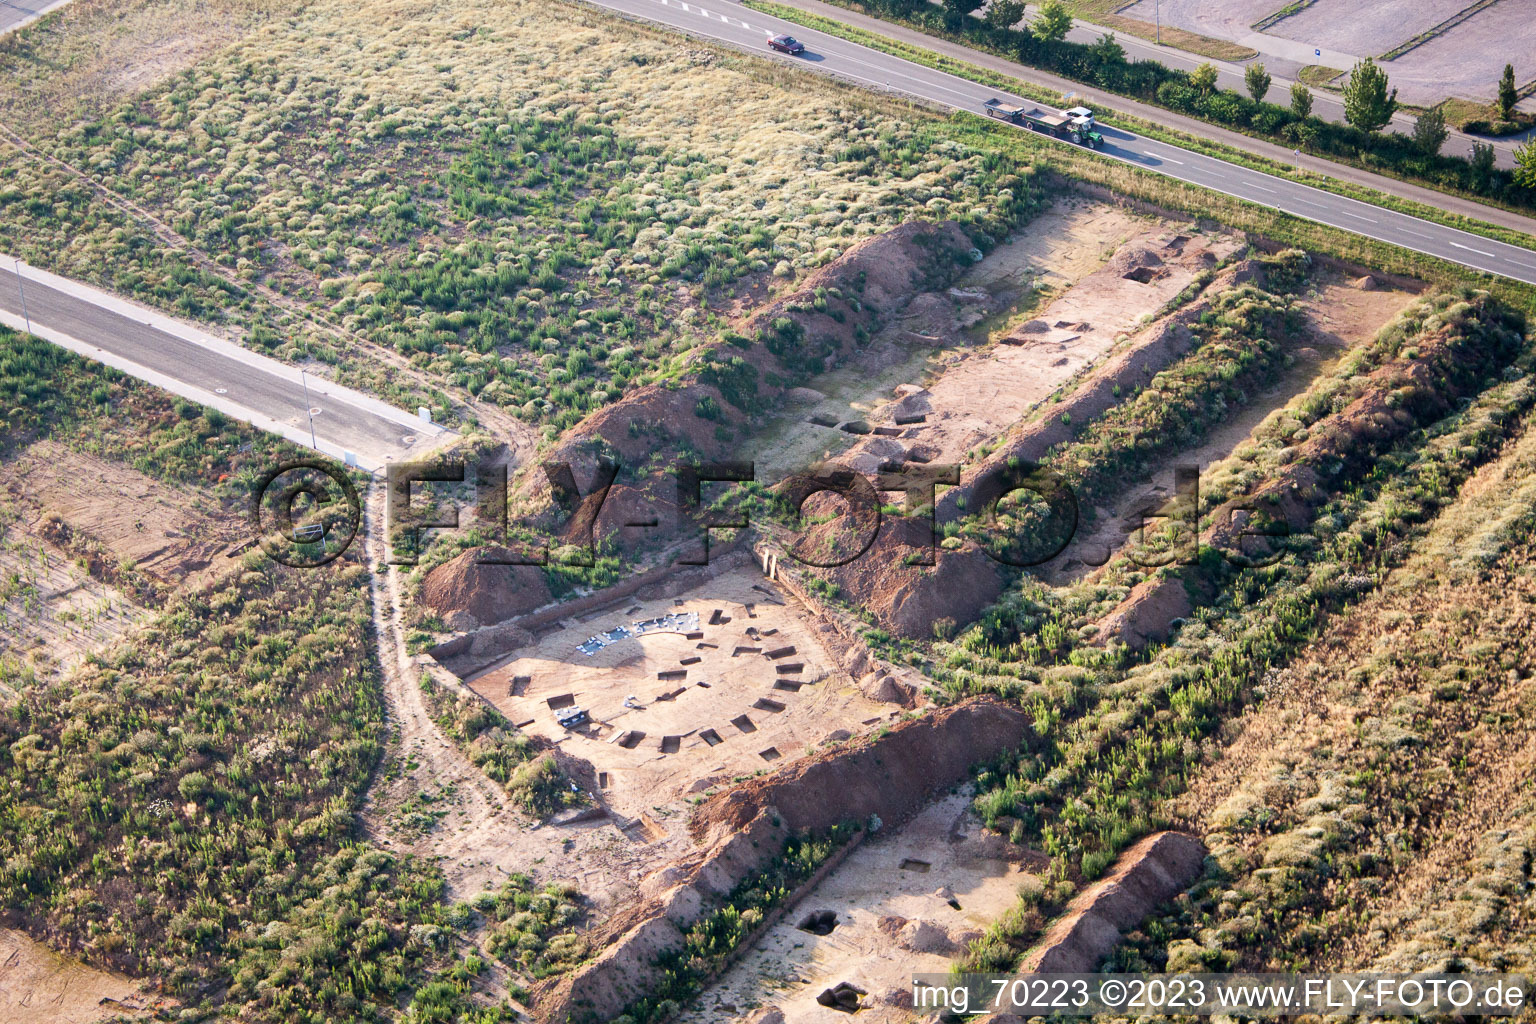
[1469,141,1497,193]
[1498,63,1518,121]
[1189,62,1219,95]
[1031,0,1072,43]
[1412,106,1448,155]
[1343,57,1397,132]
[1245,62,1271,103]
[1290,82,1312,118]
[1088,32,1124,64]
[986,0,1025,30]
[1515,140,1536,189]
[943,0,984,17]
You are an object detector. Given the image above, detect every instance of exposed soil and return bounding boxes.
[1042,271,1418,582]
[0,926,162,1022]
[0,439,239,683]
[690,697,1029,841]
[0,531,148,685]
[1018,831,1206,973]
[833,227,1240,473]
[1097,289,1524,648]
[0,440,239,591]
[802,515,1005,640]
[360,485,672,908]
[419,547,552,630]
[467,563,889,825]
[746,204,1232,484]
[678,793,1037,1024]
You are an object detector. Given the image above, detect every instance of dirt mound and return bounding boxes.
[805,515,1004,639]
[1098,290,1525,648]
[897,918,955,954]
[519,220,976,562]
[1020,831,1206,973]
[689,696,1028,841]
[419,547,552,628]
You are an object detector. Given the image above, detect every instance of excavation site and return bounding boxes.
[4,0,1533,1015]
[361,190,1495,1022]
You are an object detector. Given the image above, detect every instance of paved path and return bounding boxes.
[0,0,73,36]
[0,258,451,470]
[585,0,1536,282]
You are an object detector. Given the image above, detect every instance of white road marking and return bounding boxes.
[1508,258,1536,270]
[1340,210,1377,222]
[1143,150,1184,164]
[1244,181,1277,193]
[1451,240,1497,258]
[1397,227,1433,239]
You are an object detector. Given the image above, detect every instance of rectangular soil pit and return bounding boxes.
[752,697,787,713]
[616,731,645,749]
[894,413,927,425]
[764,646,797,659]
[732,647,761,657]
[708,609,725,625]
[680,656,701,666]
[758,747,782,761]
[773,680,803,693]
[510,675,530,696]
[657,669,687,680]
[696,642,718,650]
[761,627,779,636]
[598,772,610,788]
[660,735,681,754]
[745,603,757,618]
[546,693,576,710]
[514,719,536,729]
[686,631,704,640]
[775,663,804,675]
[731,715,757,734]
[899,858,931,872]
[700,728,723,746]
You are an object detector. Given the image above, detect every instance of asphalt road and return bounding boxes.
[586,0,1536,285]
[1049,11,1534,171]
[0,260,447,471]
[0,0,71,35]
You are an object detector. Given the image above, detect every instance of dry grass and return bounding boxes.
[0,0,1027,419]
[1135,407,1536,975]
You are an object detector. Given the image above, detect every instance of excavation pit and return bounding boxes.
[467,564,887,820]
[797,910,839,936]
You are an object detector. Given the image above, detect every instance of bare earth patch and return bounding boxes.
[468,563,891,827]
[677,792,1034,1023]
[0,926,162,1023]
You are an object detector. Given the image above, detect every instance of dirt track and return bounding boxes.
[359,483,670,907]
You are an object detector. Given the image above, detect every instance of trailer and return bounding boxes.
[982,97,1103,148]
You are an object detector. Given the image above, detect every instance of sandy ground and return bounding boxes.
[1268,0,1464,57]
[468,564,894,824]
[0,532,147,686]
[0,927,160,1023]
[360,483,678,910]
[744,200,1152,483]
[0,439,236,685]
[1381,0,1536,107]
[677,792,1035,1024]
[1042,273,1418,582]
[0,440,238,587]
[829,226,1242,475]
